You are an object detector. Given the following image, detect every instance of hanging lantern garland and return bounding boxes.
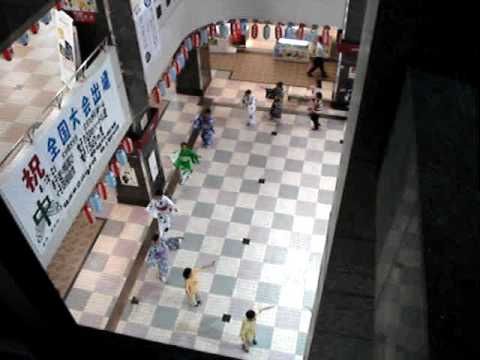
[158,79,167,96]
[30,22,40,34]
[200,28,209,46]
[297,23,305,40]
[263,23,271,40]
[285,22,295,39]
[17,33,30,46]
[89,192,103,213]
[97,182,108,200]
[219,22,229,39]
[163,72,171,88]
[251,21,259,39]
[41,12,52,25]
[322,25,331,48]
[83,204,95,224]
[121,137,134,154]
[182,44,189,60]
[105,171,117,189]
[306,24,319,42]
[3,48,13,61]
[275,23,283,40]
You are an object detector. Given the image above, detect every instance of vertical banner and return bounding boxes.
[62,0,97,23]
[55,10,78,86]
[132,0,161,80]
[0,47,132,266]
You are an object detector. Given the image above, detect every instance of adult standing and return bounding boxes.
[266,82,284,121]
[193,108,215,148]
[307,36,328,78]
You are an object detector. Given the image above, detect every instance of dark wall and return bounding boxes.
[309,0,478,359]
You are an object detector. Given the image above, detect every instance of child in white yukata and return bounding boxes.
[146,233,181,282]
[146,195,178,235]
[242,89,257,126]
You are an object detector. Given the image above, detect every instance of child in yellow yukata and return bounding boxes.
[240,306,275,352]
[182,261,216,306]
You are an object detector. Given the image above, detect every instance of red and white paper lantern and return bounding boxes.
[182,45,189,60]
[121,137,134,154]
[275,23,283,40]
[2,48,13,61]
[163,72,171,88]
[193,32,201,48]
[208,23,218,37]
[110,160,121,178]
[251,22,259,39]
[97,182,108,200]
[83,204,95,224]
[152,86,161,104]
[297,23,305,40]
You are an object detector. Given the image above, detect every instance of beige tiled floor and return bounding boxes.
[0,17,62,163]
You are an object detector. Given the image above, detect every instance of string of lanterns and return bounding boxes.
[82,137,134,224]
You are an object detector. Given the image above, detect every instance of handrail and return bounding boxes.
[0,37,109,169]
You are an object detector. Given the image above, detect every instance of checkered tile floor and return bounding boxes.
[112,94,345,359]
[0,15,63,161]
[65,201,152,329]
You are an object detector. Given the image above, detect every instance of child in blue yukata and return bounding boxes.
[146,233,182,282]
[192,108,215,148]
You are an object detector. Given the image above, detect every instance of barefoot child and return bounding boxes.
[240,305,275,352]
[182,261,216,307]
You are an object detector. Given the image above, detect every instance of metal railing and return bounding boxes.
[0,37,109,169]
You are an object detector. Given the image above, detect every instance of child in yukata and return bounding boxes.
[146,195,178,234]
[240,306,275,352]
[242,89,257,126]
[146,233,182,282]
[171,142,201,185]
[192,108,215,148]
[182,261,216,307]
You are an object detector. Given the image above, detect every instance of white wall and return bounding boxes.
[143,0,348,90]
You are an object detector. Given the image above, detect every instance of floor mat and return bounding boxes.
[47,215,106,299]
[210,52,337,87]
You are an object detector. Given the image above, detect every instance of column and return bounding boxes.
[176,46,212,97]
[101,0,165,206]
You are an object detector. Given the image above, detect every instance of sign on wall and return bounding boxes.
[0,48,131,266]
[55,10,79,85]
[132,0,162,80]
[62,0,97,23]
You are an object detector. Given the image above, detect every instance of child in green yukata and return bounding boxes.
[170,142,200,184]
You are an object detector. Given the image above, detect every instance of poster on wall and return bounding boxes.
[131,0,162,83]
[119,160,139,187]
[55,10,78,86]
[62,0,97,23]
[148,151,159,181]
[0,48,131,266]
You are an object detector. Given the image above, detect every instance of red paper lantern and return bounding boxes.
[2,48,13,61]
[152,86,161,104]
[251,22,259,39]
[275,23,283,40]
[297,23,305,40]
[208,23,217,37]
[97,182,108,200]
[174,59,181,74]
[30,22,40,34]
[163,72,170,88]
[121,137,134,153]
[110,160,121,178]
[83,204,95,224]
[193,32,201,48]
[322,25,331,47]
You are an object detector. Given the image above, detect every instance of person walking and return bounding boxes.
[240,306,275,353]
[193,108,215,148]
[146,233,182,282]
[266,82,284,122]
[307,36,328,78]
[170,142,201,184]
[146,195,178,235]
[242,89,257,126]
[308,91,324,131]
[182,261,216,307]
